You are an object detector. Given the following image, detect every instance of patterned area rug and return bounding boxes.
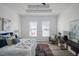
[36,44,54,56]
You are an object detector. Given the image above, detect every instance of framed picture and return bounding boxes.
[3,18,11,31]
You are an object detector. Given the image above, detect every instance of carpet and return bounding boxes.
[36,44,54,56]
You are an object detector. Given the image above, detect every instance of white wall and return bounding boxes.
[58,4,79,34]
[20,15,58,42]
[0,4,21,36]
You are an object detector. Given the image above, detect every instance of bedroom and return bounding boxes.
[0,3,79,56]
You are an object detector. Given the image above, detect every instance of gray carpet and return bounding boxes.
[49,44,74,56]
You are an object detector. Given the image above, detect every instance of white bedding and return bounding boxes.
[0,38,37,56]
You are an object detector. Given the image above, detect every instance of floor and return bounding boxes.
[49,43,74,56]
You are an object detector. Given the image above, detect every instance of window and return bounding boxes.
[29,21,37,37]
[42,21,50,37]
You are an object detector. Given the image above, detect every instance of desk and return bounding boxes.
[68,40,79,55]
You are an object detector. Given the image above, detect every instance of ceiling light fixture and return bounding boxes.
[41,3,46,5]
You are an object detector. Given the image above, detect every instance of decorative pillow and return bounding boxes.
[16,38,20,43]
[6,36,16,45]
[6,39,13,46]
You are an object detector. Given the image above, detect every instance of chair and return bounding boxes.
[49,35,58,44]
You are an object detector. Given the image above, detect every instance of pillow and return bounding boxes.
[51,35,54,39]
[12,38,20,44]
[6,39,13,46]
[16,38,20,43]
[6,36,16,45]
[0,35,3,40]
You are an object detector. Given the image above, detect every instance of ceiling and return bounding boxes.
[1,3,74,16]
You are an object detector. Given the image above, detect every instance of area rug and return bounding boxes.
[36,44,54,56]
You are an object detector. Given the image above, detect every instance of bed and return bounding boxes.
[0,38,37,56]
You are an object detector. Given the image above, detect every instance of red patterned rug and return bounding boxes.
[36,44,54,56]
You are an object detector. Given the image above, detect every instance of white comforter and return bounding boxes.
[0,38,37,56]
